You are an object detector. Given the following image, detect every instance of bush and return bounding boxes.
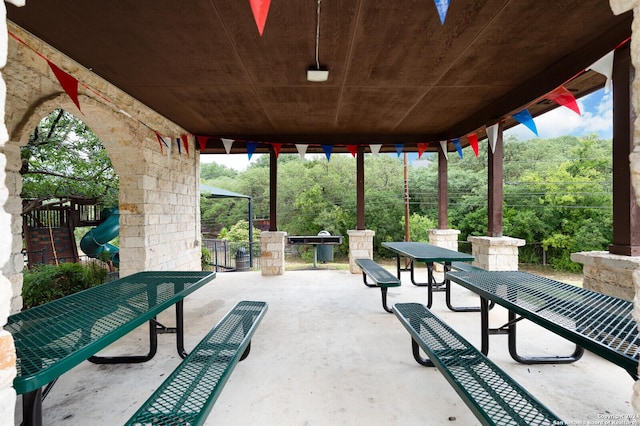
[201,247,212,271]
[22,262,108,309]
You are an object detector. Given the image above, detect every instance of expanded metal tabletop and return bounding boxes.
[382,242,474,263]
[446,270,639,377]
[6,271,215,395]
[382,242,475,311]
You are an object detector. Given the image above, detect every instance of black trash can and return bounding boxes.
[235,247,250,272]
[317,231,334,262]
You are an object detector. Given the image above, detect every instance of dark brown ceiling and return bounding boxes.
[7,1,632,154]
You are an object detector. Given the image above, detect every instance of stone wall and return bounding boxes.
[261,231,286,275]
[0,18,202,425]
[347,229,375,274]
[467,236,525,271]
[1,2,25,424]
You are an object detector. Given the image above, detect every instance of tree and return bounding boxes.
[21,109,118,210]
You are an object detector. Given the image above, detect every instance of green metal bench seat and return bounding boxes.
[450,261,485,273]
[393,303,563,426]
[355,258,401,313]
[125,300,268,426]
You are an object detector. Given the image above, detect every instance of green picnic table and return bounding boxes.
[446,270,640,379]
[5,270,216,426]
[381,242,477,311]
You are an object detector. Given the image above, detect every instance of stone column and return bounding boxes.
[429,229,460,271]
[348,229,375,274]
[467,236,525,271]
[261,231,286,275]
[571,251,640,300]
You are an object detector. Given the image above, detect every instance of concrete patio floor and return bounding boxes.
[15,267,637,425]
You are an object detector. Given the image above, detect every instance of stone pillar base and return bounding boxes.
[429,229,461,272]
[260,231,287,276]
[570,251,640,301]
[467,236,525,271]
[348,230,375,274]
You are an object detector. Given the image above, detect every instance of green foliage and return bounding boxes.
[219,220,261,242]
[201,135,613,271]
[21,109,118,207]
[22,262,108,309]
[201,247,211,271]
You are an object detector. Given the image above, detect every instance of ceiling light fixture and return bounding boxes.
[307,0,329,82]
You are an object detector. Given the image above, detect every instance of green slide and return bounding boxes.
[80,208,120,266]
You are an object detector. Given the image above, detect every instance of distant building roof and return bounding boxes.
[200,184,251,199]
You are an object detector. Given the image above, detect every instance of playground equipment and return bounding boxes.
[80,208,120,266]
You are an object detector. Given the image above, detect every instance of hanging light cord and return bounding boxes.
[315,0,322,70]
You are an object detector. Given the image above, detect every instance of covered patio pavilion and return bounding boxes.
[14,269,636,425]
[2,1,640,424]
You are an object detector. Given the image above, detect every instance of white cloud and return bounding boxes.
[200,153,261,171]
[505,89,612,141]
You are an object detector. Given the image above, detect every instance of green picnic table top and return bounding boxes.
[446,270,639,377]
[381,242,474,263]
[5,271,215,395]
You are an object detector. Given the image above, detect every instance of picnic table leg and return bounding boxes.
[22,388,43,426]
[89,318,159,364]
[380,287,393,313]
[410,261,430,287]
[444,262,482,312]
[506,310,584,364]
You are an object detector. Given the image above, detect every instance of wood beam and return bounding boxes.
[487,123,504,237]
[609,43,640,256]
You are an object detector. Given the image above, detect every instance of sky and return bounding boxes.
[200,87,613,171]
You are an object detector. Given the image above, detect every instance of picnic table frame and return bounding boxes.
[381,242,477,312]
[446,270,639,379]
[5,270,216,426]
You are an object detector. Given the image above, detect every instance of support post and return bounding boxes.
[488,122,504,237]
[438,146,448,229]
[356,146,365,230]
[269,148,278,232]
[609,43,640,256]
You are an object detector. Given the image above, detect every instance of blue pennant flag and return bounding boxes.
[322,144,333,161]
[246,141,258,159]
[176,138,182,155]
[434,0,450,25]
[394,144,404,157]
[452,138,463,159]
[512,109,539,137]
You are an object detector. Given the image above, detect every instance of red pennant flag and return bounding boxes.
[154,131,166,154]
[47,60,81,112]
[546,86,581,116]
[196,135,209,151]
[272,143,282,158]
[468,133,479,158]
[346,145,358,157]
[417,143,428,159]
[249,0,271,36]
[181,134,190,156]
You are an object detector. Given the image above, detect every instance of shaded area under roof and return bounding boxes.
[6,2,632,154]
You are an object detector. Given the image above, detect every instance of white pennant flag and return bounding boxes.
[486,123,499,154]
[439,140,448,161]
[221,138,234,154]
[587,51,614,93]
[369,144,382,157]
[296,144,308,159]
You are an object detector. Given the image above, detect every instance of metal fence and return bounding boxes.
[202,239,261,272]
